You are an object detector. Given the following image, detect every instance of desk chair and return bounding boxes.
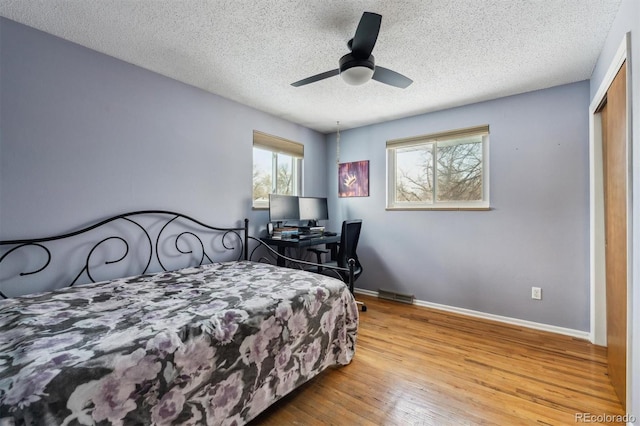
[309,219,366,311]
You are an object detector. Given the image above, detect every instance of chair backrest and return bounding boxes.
[337,220,362,272]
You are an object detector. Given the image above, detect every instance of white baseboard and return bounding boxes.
[354,288,590,341]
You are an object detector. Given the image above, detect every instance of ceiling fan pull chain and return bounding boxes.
[336,121,340,165]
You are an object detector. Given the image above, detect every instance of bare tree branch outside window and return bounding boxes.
[275,162,294,195]
[436,141,482,201]
[253,165,272,202]
[253,148,297,203]
[396,145,433,202]
[391,134,485,206]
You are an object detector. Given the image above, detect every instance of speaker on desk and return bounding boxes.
[267,222,274,236]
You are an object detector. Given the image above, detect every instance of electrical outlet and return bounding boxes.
[531,287,542,300]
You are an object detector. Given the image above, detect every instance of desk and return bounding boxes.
[260,234,340,267]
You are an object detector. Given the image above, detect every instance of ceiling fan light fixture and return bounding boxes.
[339,53,375,86]
[341,66,374,85]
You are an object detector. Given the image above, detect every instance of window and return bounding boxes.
[386,125,489,210]
[253,131,303,208]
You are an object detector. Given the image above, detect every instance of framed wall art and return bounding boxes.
[338,160,369,197]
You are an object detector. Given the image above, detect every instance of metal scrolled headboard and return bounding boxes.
[0,210,249,299]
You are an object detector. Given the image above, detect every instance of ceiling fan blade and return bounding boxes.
[291,69,340,87]
[350,12,381,59]
[372,66,413,89]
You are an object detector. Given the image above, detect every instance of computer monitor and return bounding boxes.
[298,197,329,226]
[268,194,300,224]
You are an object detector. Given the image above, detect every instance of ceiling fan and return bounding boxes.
[291,12,413,89]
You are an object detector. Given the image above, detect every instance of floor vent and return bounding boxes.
[378,289,415,304]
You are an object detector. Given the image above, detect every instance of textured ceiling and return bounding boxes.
[0,0,622,133]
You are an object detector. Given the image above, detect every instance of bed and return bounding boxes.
[0,211,359,425]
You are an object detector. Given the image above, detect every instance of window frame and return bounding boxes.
[386,125,490,210]
[252,131,304,209]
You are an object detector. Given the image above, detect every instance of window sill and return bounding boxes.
[386,205,492,211]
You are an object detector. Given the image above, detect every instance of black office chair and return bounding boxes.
[309,219,366,311]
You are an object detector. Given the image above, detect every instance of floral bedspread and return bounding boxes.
[0,261,359,425]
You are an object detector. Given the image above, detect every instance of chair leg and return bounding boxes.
[307,248,328,272]
[355,300,367,312]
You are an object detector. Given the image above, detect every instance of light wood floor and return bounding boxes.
[252,294,625,425]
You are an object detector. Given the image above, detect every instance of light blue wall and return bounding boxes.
[325,81,590,332]
[0,17,327,239]
[0,18,328,293]
[590,0,640,420]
